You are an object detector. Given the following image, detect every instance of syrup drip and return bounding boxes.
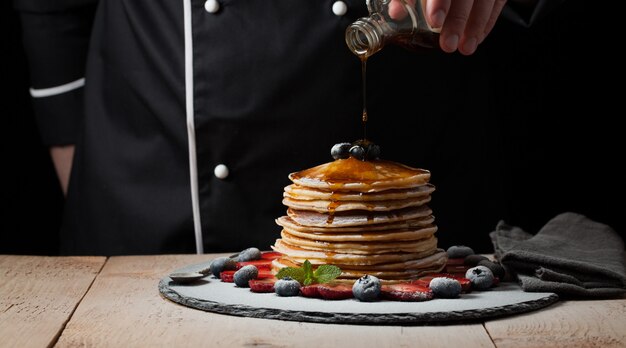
[361,57,368,141]
[326,199,341,224]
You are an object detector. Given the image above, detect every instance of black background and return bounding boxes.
[3,0,624,255]
[3,2,64,255]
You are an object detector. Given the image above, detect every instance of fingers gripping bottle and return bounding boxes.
[345,0,441,58]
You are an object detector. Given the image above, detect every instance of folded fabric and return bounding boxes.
[490,212,626,297]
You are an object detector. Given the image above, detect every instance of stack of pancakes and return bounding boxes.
[272,157,447,282]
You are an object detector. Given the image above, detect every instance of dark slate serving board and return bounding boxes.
[159,260,558,325]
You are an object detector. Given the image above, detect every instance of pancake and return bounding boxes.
[287,205,432,227]
[273,154,445,281]
[282,195,431,213]
[280,230,438,254]
[280,225,437,242]
[284,184,435,201]
[273,239,439,265]
[276,215,435,233]
[289,157,430,192]
[326,251,447,271]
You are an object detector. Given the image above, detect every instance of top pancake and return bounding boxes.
[284,184,435,201]
[289,157,430,192]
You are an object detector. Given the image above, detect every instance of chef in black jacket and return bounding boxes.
[16,0,619,256]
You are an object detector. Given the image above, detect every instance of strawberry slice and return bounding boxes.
[316,282,354,300]
[411,278,431,288]
[300,284,324,298]
[236,259,272,270]
[220,270,235,283]
[256,269,275,279]
[381,283,433,301]
[249,278,276,293]
[455,278,472,292]
[260,251,282,260]
[221,269,274,283]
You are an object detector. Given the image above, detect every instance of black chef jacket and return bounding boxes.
[15,0,622,255]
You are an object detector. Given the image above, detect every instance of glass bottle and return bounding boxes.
[345,0,441,58]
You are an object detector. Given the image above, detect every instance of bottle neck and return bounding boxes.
[345,16,386,59]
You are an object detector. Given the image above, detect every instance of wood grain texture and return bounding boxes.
[485,298,626,347]
[0,255,106,348]
[56,254,495,348]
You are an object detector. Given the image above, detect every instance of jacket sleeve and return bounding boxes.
[13,0,98,146]
[503,0,567,27]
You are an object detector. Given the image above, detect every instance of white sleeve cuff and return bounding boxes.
[29,77,85,98]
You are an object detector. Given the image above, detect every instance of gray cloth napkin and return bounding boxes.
[490,212,626,297]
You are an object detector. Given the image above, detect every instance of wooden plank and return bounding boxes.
[0,255,106,348]
[485,297,626,347]
[57,254,495,347]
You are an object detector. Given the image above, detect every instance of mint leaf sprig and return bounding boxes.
[275,260,342,285]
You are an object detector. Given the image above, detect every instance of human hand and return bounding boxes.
[427,0,507,55]
[388,0,507,55]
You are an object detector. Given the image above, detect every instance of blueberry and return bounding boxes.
[349,145,366,160]
[465,266,494,290]
[429,277,462,298]
[478,260,506,280]
[274,277,301,297]
[233,265,258,287]
[331,143,352,160]
[464,254,489,267]
[352,275,381,302]
[209,257,237,277]
[447,245,475,259]
[366,144,381,160]
[237,247,262,262]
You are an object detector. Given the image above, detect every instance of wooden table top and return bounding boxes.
[1,254,625,347]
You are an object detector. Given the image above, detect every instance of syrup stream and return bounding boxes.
[361,57,368,141]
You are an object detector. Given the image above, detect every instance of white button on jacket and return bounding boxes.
[213,164,229,179]
[332,1,348,16]
[204,0,220,13]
